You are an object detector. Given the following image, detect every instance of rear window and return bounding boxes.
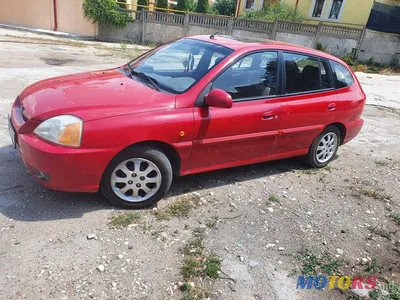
[330,60,354,88]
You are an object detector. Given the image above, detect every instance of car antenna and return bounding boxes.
[209,17,241,39]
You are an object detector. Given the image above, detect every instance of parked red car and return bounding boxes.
[9,35,365,208]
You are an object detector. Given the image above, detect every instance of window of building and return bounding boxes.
[312,0,326,18]
[330,60,354,88]
[212,52,278,100]
[245,0,255,9]
[328,0,344,19]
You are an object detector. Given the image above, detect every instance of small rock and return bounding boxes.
[336,248,344,255]
[87,234,96,240]
[111,282,117,287]
[189,282,195,288]
[239,256,244,262]
[117,254,123,259]
[267,207,274,213]
[361,258,369,264]
[260,210,266,214]
[266,243,276,248]
[209,191,215,197]
[128,246,133,250]
[230,203,237,208]
[97,265,105,272]
[248,260,259,268]
[278,247,284,251]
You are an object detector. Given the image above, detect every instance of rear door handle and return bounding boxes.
[327,103,336,111]
[262,112,277,120]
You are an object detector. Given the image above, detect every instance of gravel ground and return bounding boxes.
[0,29,399,300]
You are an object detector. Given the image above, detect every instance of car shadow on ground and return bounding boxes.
[0,144,317,222]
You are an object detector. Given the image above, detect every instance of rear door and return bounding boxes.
[273,52,338,157]
[188,51,282,171]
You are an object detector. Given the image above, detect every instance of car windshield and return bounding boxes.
[128,39,233,93]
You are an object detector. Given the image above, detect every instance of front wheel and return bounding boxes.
[101,146,173,209]
[306,126,340,168]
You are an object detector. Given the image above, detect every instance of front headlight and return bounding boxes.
[33,115,83,147]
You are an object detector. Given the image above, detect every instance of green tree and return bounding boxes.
[176,0,195,12]
[213,0,236,16]
[137,0,148,11]
[156,0,169,11]
[118,0,127,9]
[196,0,209,13]
[82,0,130,28]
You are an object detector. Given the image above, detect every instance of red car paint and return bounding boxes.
[10,36,365,193]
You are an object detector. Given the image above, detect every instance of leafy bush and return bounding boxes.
[156,0,169,11]
[82,0,130,28]
[242,2,306,22]
[213,0,236,16]
[196,0,210,13]
[137,0,148,11]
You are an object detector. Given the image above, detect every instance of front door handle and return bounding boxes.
[262,112,277,120]
[327,103,336,111]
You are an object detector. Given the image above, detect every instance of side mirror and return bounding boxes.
[204,89,233,109]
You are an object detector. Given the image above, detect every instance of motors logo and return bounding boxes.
[296,275,377,290]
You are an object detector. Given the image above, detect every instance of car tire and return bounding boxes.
[101,146,173,209]
[306,125,341,168]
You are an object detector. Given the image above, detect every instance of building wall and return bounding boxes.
[239,0,374,27]
[0,0,53,30]
[0,0,97,36]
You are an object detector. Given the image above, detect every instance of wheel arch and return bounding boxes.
[118,140,182,176]
[325,122,346,145]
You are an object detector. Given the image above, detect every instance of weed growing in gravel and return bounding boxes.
[205,217,219,229]
[375,160,389,167]
[391,213,400,226]
[296,250,343,276]
[120,41,128,51]
[351,187,392,201]
[179,228,221,281]
[268,194,280,203]
[369,281,400,300]
[153,194,201,220]
[109,212,141,228]
[205,254,221,279]
[364,259,383,274]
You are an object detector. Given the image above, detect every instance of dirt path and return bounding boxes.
[0,29,399,300]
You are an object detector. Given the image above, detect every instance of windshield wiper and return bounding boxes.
[126,65,160,91]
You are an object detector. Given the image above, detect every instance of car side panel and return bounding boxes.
[273,89,338,155]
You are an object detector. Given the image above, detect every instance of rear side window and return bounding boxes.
[283,53,331,94]
[330,61,354,88]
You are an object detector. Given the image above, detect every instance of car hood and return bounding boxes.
[19,68,176,121]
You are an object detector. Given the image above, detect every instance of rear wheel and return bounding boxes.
[306,126,340,168]
[101,146,173,209]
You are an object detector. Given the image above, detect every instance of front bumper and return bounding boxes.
[17,134,117,192]
[10,98,118,193]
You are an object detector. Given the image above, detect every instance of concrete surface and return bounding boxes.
[0,28,399,300]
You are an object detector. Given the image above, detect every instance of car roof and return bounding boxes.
[188,35,341,62]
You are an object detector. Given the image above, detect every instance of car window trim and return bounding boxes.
[281,50,337,96]
[319,57,336,89]
[195,49,282,106]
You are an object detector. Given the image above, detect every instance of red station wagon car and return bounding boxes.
[9,35,366,208]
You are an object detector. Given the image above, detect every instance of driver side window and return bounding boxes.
[212,51,278,101]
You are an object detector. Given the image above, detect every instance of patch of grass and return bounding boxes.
[153,194,201,221]
[205,254,221,279]
[391,213,400,226]
[182,236,204,256]
[352,187,392,201]
[364,259,384,274]
[181,283,214,300]
[297,250,343,276]
[370,281,400,300]
[120,41,128,51]
[268,194,280,203]
[375,160,389,167]
[301,169,317,175]
[342,55,400,75]
[181,257,203,279]
[109,212,140,228]
[205,217,219,229]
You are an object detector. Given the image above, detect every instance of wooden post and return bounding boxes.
[355,26,367,60]
[271,19,278,40]
[140,10,146,44]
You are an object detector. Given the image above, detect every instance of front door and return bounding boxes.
[188,51,282,172]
